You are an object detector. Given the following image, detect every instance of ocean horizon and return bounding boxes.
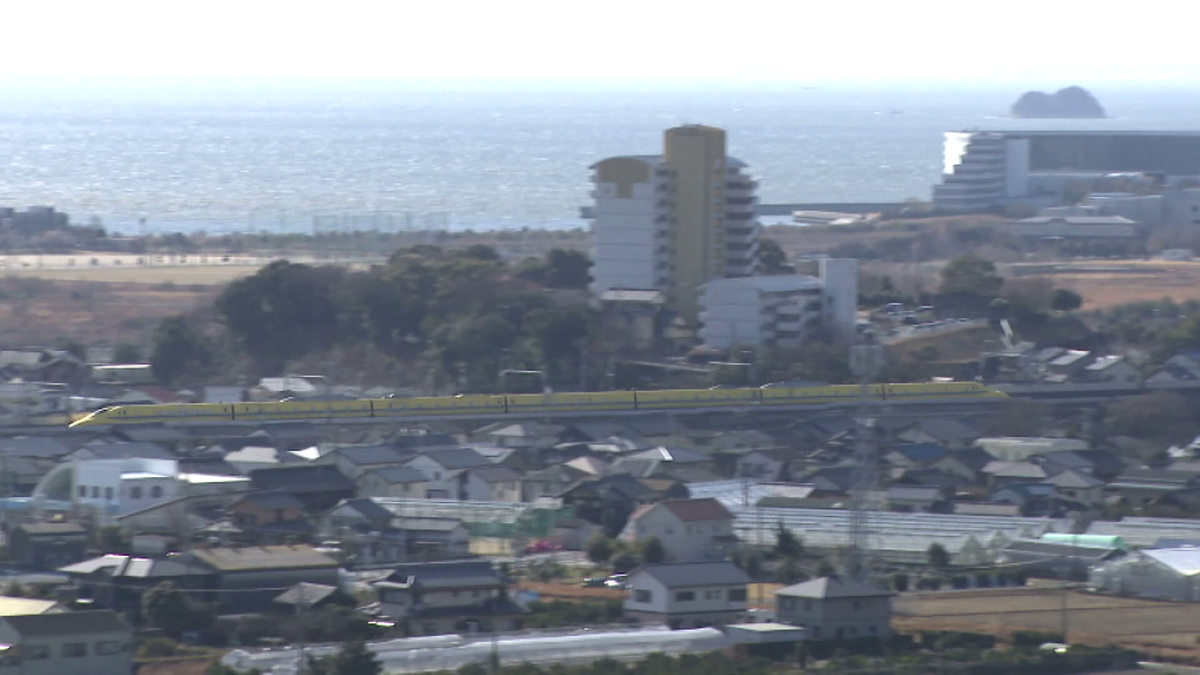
[2,81,1199,235]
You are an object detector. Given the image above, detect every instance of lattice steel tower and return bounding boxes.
[845,335,884,582]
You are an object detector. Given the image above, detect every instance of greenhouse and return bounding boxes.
[221,626,730,674]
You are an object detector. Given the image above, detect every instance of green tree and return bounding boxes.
[1050,288,1083,312]
[927,543,951,570]
[758,238,795,275]
[515,249,593,289]
[112,342,143,363]
[816,559,837,578]
[639,537,665,565]
[525,306,595,380]
[939,256,1004,297]
[891,572,910,592]
[328,639,382,675]
[774,524,803,558]
[59,338,87,361]
[585,534,615,564]
[4,581,25,597]
[779,557,807,584]
[1106,391,1198,444]
[215,260,343,374]
[149,316,212,385]
[542,249,593,288]
[142,582,193,636]
[95,525,131,554]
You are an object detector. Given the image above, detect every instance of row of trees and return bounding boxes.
[149,245,598,389]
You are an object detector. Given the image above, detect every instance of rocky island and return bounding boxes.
[1011,86,1106,118]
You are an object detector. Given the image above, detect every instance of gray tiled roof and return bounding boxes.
[777,576,892,599]
[633,561,750,588]
[5,610,130,637]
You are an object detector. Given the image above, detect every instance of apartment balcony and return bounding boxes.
[775,320,803,332]
[727,180,758,191]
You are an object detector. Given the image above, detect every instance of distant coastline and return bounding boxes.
[1010,86,1106,119]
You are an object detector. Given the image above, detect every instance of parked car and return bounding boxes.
[605,574,628,590]
[582,577,607,588]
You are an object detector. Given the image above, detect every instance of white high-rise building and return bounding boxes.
[589,125,760,327]
[699,259,859,350]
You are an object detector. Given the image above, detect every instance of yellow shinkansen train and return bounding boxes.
[67,381,1006,428]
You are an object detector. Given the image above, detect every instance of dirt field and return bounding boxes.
[0,264,263,285]
[0,277,218,345]
[1007,260,1200,310]
[896,587,1200,657]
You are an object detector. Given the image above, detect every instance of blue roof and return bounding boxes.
[891,443,948,463]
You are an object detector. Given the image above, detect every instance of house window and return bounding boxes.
[780,597,795,610]
[24,645,48,660]
[78,485,86,498]
[104,487,113,500]
[804,600,813,611]
[728,589,747,602]
[705,590,721,600]
[131,486,143,499]
[675,591,695,602]
[635,589,653,603]
[96,641,122,655]
[63,642,88,658]
[91,487,99,498]
[811,626,821,639]
[151,486,164,498]
[869,625,878,635]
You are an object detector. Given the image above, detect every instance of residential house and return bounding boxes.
[1047,350,1094,377]
[272,582,352,613]
[62,545,339,615]
[0,598,62,616]
[559,474,673,536]
[521,464,589,502]
[981,460,1057,489]
[110,425,190,450]
[464,466,523,502]
[622,498,737,563]
[775,577,893,641]
[394,518,471,559]
[391,431,461,454]
[628,447,714,473]
[1149,351,1200,385]
[226,490,313,541]
[320,444,407,481]
[357,466,431,499]
[1109,469,1200,507]
[799,466,857,496]
[1037,450,1127,482]
[60,554,215,615]
[989,483,1068,517]
[883,443,949,470]
[223,445,295,474]
[894,418,980,450]
[248,464,356,511]
[476,422,566,450]
[884,486,947,513]
[372,560,525,636]
[1041,469,1105,507]
[623,561,751,629]
[8,523,88,570]
[731,448,793,482]
[70,441,176,463]
[403,448,493,500]
[1079,355,1141,385]
[185,545,340,613]
[0,610,132,675]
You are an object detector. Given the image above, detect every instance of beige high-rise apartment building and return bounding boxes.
[589,125,759,327]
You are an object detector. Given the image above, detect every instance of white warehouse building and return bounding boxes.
[699,258,858,349]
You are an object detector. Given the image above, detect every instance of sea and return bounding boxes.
[2,80,1200,235]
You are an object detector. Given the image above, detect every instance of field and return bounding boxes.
[0,277,219,346]
[896,586,1200,659]
[1016,260,1200,310]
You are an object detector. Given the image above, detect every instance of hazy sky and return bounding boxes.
[8,1,1198,86]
